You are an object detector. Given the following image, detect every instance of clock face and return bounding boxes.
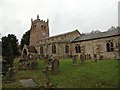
[41,31,46,38]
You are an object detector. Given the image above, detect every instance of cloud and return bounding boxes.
[0,0,119,43]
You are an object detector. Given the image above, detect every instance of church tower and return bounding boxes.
[30,15,49,46]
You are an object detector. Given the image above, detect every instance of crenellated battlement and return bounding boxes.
[30,14,49,46]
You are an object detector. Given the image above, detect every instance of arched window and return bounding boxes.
[52,44,56,53]
[44,26,46,30]
[106,43,110,52]
[75,45,81,53]
[41,25,43,29]
[40,46,43,54]
[78,45,81,53]
[106,41,114,52]
[110,42,114,51]
[65,45,69,53]
[75,46,78,53]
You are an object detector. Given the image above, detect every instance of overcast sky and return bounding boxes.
[0,0,119,43]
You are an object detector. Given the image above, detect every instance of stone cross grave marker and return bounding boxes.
[52,59,59,74]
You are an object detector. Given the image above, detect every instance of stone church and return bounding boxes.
[21,15,120,60]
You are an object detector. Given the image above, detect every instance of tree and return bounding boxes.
[20,30,30,50]
[2,36,9,57]
[5,42,14,67]
[2,34,19,58]
[8,34,19,57]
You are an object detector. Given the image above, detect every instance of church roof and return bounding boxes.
[72,28,120,43]
[42,29,80,40]
[27,46,37,53]
[49,29,80,38]
[36,29,81,44]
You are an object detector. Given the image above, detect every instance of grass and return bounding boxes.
[2,58,119,88]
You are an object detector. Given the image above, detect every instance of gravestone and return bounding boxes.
[72,55,77,66]
[43,66,50,85]
[19,60,27,70]
[5,67,15,82]
[19,59,38,70]
[20,79,37,87]
[94,54,97,62]
[51,59,59,74]
[31,61,38,70]
[80,54,85,63]
[48,59,52,70]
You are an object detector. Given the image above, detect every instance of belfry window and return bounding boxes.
[41,25,43,29]
[52,44,56,54]
[40,46,43,54]
[65,45,69,53]
[44,26,46,30]
[106,41,114,52]
[75,44,81,53]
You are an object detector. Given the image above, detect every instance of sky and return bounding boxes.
[0,0,119,43]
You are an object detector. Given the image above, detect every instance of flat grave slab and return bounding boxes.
[20,79,37,87]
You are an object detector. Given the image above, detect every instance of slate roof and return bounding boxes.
[41,29,80,40]
[27,46,37,53]
[72,28,120,43]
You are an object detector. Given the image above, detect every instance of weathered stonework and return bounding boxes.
[22,15,120,60]
[30,15,49,46]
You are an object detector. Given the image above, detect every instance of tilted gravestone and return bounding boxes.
[51,59,60,74]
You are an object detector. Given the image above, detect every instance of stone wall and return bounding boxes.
[30,16,49,46]
[35,30,81,58]
[71,36,120,60]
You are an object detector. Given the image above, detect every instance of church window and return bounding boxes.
[65,45,69,53]
[40,46,43,54]
[52,44,56,53]
[41,25,43,29]
[44,26,46,30]
[106,41,114,52]
[75,44,81,53]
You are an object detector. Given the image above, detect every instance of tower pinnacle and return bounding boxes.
[37,14,39,19]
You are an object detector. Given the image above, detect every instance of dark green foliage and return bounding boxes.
[20,30,30,50]
[2,60,9,75]
[2,34,19,75]
[5,42,14,67]
[2,34,19,58]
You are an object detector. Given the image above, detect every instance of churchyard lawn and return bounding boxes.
[2,58,119,88]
